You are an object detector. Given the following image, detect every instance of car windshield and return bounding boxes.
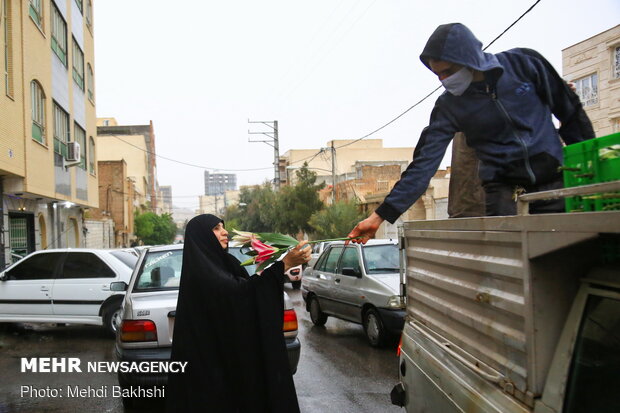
[362,244,399,274]
[228,247,258,275]
[135,249,183,291]
[110,251,139,269]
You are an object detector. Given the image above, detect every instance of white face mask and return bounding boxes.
[441,67,473,96]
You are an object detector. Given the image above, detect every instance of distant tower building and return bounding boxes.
[204,171,237,196]
[160,186,173,214]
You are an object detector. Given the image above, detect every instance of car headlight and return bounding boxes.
[388,295,405,309]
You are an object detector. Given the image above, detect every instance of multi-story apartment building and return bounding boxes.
[96,117,159,212]
[563,25,620,136]
[204,171,236,196]
[0,0,98,264]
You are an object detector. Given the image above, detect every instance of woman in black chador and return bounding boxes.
[166,214,310,413]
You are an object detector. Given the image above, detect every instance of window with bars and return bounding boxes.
[72,39,84,90]
[87,63,94,101]
[74,123,86,170]
[29,0,42,29]
[4,0,14,97]
[53,103,69,158]
[88,136,95,174]
[51,3,67,66]
[573,73,598,107]
[31,80,46,144]
[614,46,620,80]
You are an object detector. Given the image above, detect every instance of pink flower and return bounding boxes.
[251,239,278,264]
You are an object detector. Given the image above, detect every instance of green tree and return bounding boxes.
[134,212,177,245]
[309,201,365,239]
[276,163,325,236]
[224,182,278,233]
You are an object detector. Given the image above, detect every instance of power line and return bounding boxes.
[107,135,272,172]
[334,0,543,151]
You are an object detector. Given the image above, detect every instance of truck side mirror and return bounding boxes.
[110,281,128,292]
[342,267,361,278]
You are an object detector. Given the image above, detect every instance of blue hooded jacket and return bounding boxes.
[376,23,594,223]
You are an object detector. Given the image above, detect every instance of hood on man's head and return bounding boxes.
[420,23,502,78]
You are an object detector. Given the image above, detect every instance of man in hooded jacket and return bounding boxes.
[348,22,594,241]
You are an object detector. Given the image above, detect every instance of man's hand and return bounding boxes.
[282,241,311,272]
[347,212,384,245]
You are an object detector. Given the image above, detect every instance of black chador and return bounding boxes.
[166,214,299,413]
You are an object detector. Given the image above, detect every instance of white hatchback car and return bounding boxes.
[0,248,137,335]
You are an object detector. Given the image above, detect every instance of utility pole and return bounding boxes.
[248,120,280,190]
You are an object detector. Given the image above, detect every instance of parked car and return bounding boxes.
[114,244,301,407]
[301,239,405,347]
[0,248,137,335]
[309,241,330,267]
[285,265,303,289]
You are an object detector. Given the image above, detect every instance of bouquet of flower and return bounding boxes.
[232,230,360,272]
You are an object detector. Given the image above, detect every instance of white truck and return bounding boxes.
[390,181,620,413]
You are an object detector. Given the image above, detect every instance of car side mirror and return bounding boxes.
[342,267,361,278]
[0,272,6,281]
[110,281,128,292]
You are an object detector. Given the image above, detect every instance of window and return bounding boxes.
[3,0,13,97]
[614,46,620,80]
[318,246,343,273]
[363,244,399,274]
[340,247,361,275]
[51,3,67,66]
[31,80,46,144]
[74,123,86,169]
[53,103,69,159]
[85,0,92,29]
[574,73,598,107]
[613,118,620,134]
[60,253,115,279]
[87,63,94,101]
[29,0,42,29]
[72,39,84,90]
[88,136,95,174]
[5,253,62,280]
[563,295,620,412]
[74,0,83,14]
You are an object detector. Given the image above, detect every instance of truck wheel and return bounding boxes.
[364,308,388,347]
[292,280,302,290]
[309,296,328,326]
[103,303,123,337]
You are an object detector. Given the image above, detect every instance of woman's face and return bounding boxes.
[212,222,229,249]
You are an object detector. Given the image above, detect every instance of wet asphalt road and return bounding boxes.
[0,286,402,412]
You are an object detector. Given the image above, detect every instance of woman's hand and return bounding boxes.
[282,241,311,272]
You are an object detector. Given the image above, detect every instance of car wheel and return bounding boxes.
[292,280,301,290]
[363,308,388,347]
[103,303,123,337]
[309,296,328,326]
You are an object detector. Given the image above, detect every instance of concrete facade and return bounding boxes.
[0,0,98,264]
[563,25,620,136]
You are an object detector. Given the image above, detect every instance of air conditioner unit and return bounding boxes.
[67,141,81,162]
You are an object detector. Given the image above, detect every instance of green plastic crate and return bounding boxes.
[562,132,620,212]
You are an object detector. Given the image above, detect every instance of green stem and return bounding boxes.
[306,236,362,244]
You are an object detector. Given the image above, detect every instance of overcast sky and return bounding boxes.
[93,0,620,211]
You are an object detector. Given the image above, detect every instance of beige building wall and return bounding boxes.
[0,0,98,261]
[281,139,414,186]
[562,24,620,136]
[97,133,150,206]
